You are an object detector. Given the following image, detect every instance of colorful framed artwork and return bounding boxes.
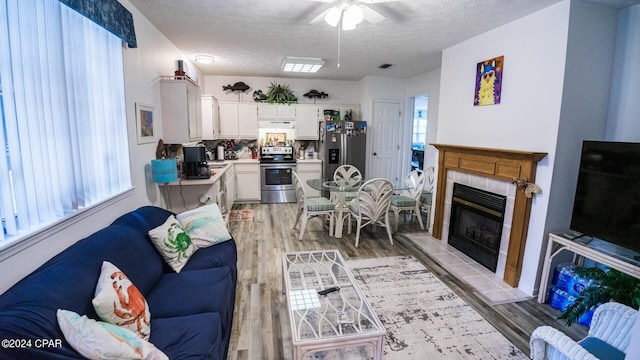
[135,103,155,144]
[474,56,504,106]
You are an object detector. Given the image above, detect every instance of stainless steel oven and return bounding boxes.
[260,146,297,203]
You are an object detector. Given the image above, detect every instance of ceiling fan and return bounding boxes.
[308,0,399,30]
[305,0,399,68]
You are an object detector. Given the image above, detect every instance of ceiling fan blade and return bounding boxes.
[309,8,331,23]
[361,5,386,24]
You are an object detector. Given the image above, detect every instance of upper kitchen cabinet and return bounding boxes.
[160,78,202,143]
[257,103,296,120]
[201,95,219,140]
[219,102,258,139]
[295,104,319,140]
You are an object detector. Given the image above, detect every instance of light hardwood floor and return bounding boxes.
[225,203,587,360]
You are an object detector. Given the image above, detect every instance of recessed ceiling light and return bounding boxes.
[282,57,324,73]
[194,55,215,64]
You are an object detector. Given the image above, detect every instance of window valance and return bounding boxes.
[59,0,137,48]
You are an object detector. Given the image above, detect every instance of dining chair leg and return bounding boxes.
[328,213,334,237]
[385,213,393,245]
[415,205,424,230]
[293,206,302,230]
[354,218,362,248]
[393,209,400,232]
[299,215,308,241]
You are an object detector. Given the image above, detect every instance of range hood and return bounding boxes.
[258,120,294,129]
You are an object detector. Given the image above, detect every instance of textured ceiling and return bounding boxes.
[128,0,640,81]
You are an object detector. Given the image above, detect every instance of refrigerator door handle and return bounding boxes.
[341,133,347,165]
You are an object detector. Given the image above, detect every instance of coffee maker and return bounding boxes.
[183,147,210,179]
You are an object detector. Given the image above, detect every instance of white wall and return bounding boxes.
[437,1,572,294]
[203,75,360,105]
[605,4,640,141]
[542,0,618,282]
[436,0,623,295]
[406,69,441,171]
[0,0,194,293]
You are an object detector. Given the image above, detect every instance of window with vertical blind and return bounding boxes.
[0,0,132,247]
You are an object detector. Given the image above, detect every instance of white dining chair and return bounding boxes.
[292,171,334,240]
[420,166,435,231]
[347,178,394,248]
[332,164,362,203]
[389,170,426,232]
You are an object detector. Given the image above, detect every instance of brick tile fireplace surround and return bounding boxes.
[432,144,547,287]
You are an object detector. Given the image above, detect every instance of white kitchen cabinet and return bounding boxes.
[201,95,219,140]
[295,104,319,140]
[160,79,202,143]
[234,162,260,202]
[218,102,258,139]
[297,161,322,197]
[257,103,296,120]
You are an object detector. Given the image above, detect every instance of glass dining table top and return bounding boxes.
[306,178,408,192]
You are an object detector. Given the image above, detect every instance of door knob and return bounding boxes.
[373,152,377,156]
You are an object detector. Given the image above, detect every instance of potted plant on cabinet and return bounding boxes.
[265,82,297,104]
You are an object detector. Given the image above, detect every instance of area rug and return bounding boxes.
[228,209,253,222]
[336,255,528,360]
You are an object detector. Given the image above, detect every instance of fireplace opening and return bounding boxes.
[448,183,507,272]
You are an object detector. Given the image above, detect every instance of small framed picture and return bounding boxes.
[135,103,156,144]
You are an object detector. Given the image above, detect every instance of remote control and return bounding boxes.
[318,286,340,296]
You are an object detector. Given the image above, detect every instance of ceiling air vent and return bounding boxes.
[379,63,392,69]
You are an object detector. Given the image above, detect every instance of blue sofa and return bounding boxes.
[0,206,237,359]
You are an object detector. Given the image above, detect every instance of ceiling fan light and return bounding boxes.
[341,20,356,31]
[194,55,215,64]
[324,6,342,27]
[344,5,364,25]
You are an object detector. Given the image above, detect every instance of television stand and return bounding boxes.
[537,231,640,304]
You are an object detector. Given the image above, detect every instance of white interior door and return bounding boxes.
[369,100,403,181]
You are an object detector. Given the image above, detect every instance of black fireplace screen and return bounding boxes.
[448,183,507,272]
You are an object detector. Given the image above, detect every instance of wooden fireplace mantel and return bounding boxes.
[432,144,547,287]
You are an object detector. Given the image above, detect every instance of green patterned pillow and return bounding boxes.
[148,215,196,272]
[176,203,232,248]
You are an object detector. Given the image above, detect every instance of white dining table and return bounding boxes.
[306,179,408,239]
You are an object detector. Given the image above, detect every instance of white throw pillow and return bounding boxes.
[92,261,151,340]
[625,308,640,359]
[148,215,196,272]
[176,203,232,248]
[57,309,167,360]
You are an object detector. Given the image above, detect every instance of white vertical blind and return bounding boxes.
[0,0,131,244]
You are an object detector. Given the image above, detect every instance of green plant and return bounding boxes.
[265,82,297,104]
[559,267,640,326]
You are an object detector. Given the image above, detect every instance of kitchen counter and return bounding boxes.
[296,159,322,163]
[169,161,231,186]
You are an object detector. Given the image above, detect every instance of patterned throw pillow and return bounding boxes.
[176,203,232,248]
[57,309,167,360]
[92,261,151,340]
[148,215,196,272]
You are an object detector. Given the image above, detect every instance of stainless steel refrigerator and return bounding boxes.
[319,120,367,180]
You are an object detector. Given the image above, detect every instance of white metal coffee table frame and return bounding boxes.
[282,250,386,360]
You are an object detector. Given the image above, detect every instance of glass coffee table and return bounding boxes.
[282,250,386,360]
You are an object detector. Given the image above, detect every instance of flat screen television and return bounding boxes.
[570,141,640,253]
